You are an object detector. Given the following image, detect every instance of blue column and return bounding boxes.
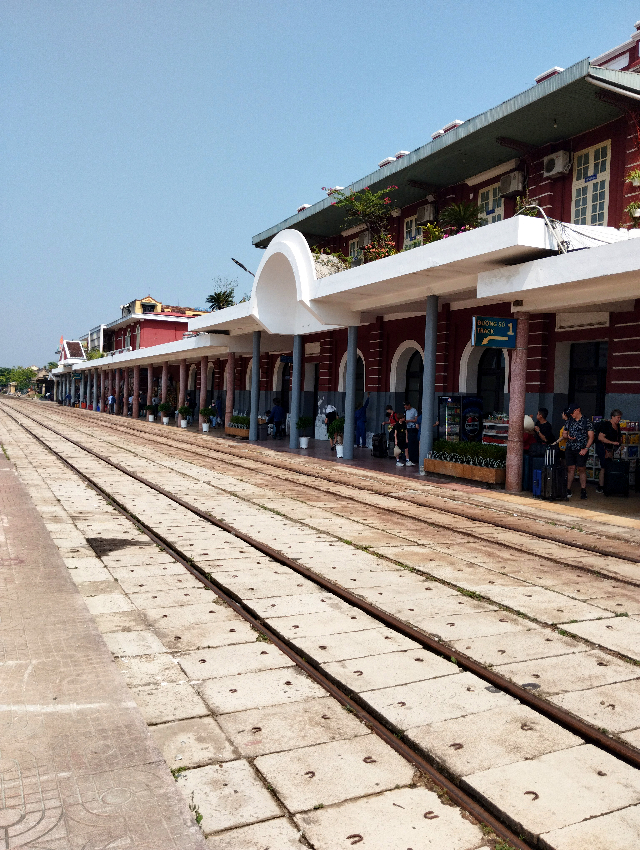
[343,325,358,460]
[79,372,85,405]
[249,331,261,441]
[289,334,303,449]
[419,294,439,472]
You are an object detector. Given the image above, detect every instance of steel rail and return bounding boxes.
[4,403,640,774]
[1,406,531,850]
[18,403,640,584]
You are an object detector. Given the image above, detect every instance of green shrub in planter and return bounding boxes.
[177,405,191,418]
[158,401,173,414]
[145,405,155,412]
[199,407,215,419]
[430,439,507,469]
[296,415,314,435]
[229,415,250,428]
[327,416,344,441]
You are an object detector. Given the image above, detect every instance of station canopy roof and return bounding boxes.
[253,61,640,248]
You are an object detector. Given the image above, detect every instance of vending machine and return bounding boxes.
[438,395,483,442]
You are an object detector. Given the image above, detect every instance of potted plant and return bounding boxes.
[145,404,155,422]
[177,405,191,428]
[327,416,345,458]
[627,169,640,187]
[626,201,640,219]
[296,415,314,449]
[438,201,481,234]
[199,407,214,433]
[158,401,172,425]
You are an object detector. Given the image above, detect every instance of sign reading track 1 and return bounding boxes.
[472,316,517,349]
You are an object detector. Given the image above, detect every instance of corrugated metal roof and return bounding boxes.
[252,60,640,248]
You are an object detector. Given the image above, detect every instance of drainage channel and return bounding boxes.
[27,402,640,579]
[2,404,532,850]
[5,402,640,779]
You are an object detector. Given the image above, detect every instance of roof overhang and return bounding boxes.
[477,235,640,313]
[253,61,640,248]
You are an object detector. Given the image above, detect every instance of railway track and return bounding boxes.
[3,400,640,847]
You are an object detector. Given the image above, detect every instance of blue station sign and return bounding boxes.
[472,316,517,348]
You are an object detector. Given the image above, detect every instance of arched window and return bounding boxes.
[405,350,423,410]
[477,348,505,415]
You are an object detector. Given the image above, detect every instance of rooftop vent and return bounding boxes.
[431,130,445,140]
[378,156,396,168]
[395,151,410,159]
[442,119,464,133]
[297,204,311,213]
[535,67,564,84]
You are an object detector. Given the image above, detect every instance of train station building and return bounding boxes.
[52,22,640,492]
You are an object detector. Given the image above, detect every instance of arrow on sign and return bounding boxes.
[482,335,509,345]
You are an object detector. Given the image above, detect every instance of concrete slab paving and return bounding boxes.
[267,608,381,639]
[116,653,189,687]
[294,627,420,662]
[245,592,339,618]
[130,682,211,724]
[562,616,640,661]
[295,786,485,850]
[150,716,237,769]
[550,678,640,732]
[176,760,282,835]
[472,585,607,623]
[84,591,136,614]
[154,618,257,651]
[450,628,580,666]
[205,817,304,849]
[103,629,169,657]
[216,695,369,757]
[495,649,640,696]
[198,666,326,714]
[93,609,149,632]
[540,803,640,850]
[254,734,415,812]
[322,647,457,691]
[467,744,640,839]
[362,670,514,730]
[178,642,295,680]
[144,600,239,628]
[407,704,581,777]
[413,610,529,641]
[620,727,640,747]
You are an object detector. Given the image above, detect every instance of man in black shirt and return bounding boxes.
[534,408,555,445]
[596,409,622,494]
[565,405,595,500]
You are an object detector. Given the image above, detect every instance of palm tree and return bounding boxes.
[206,276,238,311]
[439,202,481,233]
[206,289,236,311]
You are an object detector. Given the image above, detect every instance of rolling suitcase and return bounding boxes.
[371,433,388,458]
[604,459,630,497]
[541,465,566,500]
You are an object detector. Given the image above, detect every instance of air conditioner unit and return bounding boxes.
[356,230,371,248]
[543,150,572,178]
[498,171,525,197]
[415,203,436,224]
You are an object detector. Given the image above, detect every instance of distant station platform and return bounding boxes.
[0,452,205,850]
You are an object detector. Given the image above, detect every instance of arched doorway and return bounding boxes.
[477,348,505,414]
[405,350,423,410]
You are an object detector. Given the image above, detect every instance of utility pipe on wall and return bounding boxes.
[289,335,303,449]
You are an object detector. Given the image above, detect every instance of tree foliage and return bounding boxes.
[325,185,398,238]
[438,202,481,234]
[206,276,239,311]
[0,366,36,391]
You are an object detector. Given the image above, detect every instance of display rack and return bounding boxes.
[442,400,460,442]
[482,417,509,446]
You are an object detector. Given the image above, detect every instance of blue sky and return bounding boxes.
[2,1,638,366]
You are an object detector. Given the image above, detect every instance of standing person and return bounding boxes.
[384,405,398,456]
[108,392,115,414]
[393,414,407,467]
[128,393,134,416]
[565,405,595,500]
[354,393,370,448]
[151,390,160,418]
[404,400,419,467]
[215,395,224,427]
[595,409,622,494]
[271,397,285,439]
[325,403,338,451]
[64,390,71,406]
[534,408,555,445]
